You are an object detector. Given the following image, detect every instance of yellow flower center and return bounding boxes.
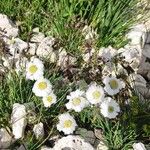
[72,98,81,106]
[29,65,38,74]
[108,106,114,113]
[109,80,118,89]
[64,120,72,128]
[47,96,53,103]
[92,90,101,99]
[38,82,47,90]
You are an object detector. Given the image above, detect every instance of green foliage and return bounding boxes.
[0,71,34,127]
[75,105,137,149]
[0,0,140,53]
[129,94,150,141]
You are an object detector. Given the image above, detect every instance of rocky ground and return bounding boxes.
[0,11,150,150]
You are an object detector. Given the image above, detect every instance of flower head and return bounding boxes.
[42,92,57,107]
[26,57,44,80]
[66,90,89,112]
[32,78,52,97]
[100,97,120,119]
[56,113,77,135]
[86,83,105,104]
[103,76,125,95]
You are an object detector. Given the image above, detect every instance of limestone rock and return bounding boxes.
[52,135,94,150]
[27,43,37,55]
[75,128,96,145]
[82,25,98,41]
[118,46,141,72]
[133,142,146,150]
[98,46,117,62]
[33,122,44,139]
[0,128,12,149]
[118,47,140,63]
[138,56,150,77]
[41,146,52,150]
[97,141,108,150]
[15,57,28,74]
[36,37,56,61]
[82,48,95,62]
[142,44,150,59]
[17,144,27,150]
[57,48,76,68]
[4,37,28,56]
[11,103,27,139]
[30,28,45,43]
[0,14,18,37]
[126,24,147,48]
[129,74,150,98]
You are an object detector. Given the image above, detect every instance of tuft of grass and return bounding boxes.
[0,0,140,54]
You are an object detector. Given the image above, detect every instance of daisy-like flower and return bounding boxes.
[32,78,52,97]
[26,57,44,80]
[56,113,77,135]
[86,83,105,104]
[103,76,125,95]
[100,97,120,119]
[42,92,57,107]
[66,90,89,112]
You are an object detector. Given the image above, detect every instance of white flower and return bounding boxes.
[52,135,94,150]
[66,90,89,112]
[103,76,125,95]
[32,78,52,97]
[42,92,57,107]
[26,57,44,80]
[100,97,120,119]
[33,122,44,139]
[86,83,105,104]
[56,113,77,135]
[11,103,27,139]
[133,142,146,150]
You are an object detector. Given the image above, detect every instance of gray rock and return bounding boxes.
[17,144,27,150]
[33,122,44,139]
[11,103,27,139]
[75,128,96,145]
[133,142,147,150]
[0,14,19,37]
[0,128,12,149]
[142,44,150,59]
[129,74,150,98]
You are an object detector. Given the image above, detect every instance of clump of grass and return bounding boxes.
[0,0,140,54]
